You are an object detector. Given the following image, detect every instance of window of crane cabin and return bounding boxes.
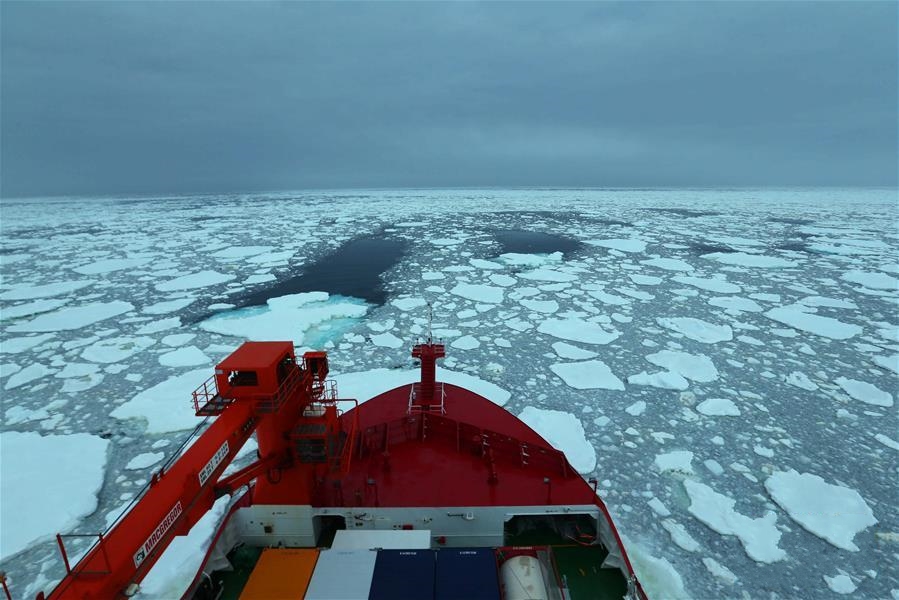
[228,370,258,386]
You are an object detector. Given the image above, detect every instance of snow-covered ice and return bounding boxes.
[550,360,625,390]
[656,317,733,343]
[764,469,877,551]
[765,306,863,340]
[537,318,620,345]
[834,376,893,407]
[518,407,596,473]
[1,432,109,561]
[683,479,785,563]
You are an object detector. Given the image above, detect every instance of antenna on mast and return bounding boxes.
[426,302,433,343]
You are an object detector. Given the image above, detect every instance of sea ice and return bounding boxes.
[111,368,212,433]
[654,450,694,474]
[139,496,231,599]
[823,574,857,595]
[450,335,480,350]
[703,252,797,268]
[371,332,404,349]
[645,350,718,382]
[518,407,596,473]
[765,470,877,551]
[449,283,504,304]
[73,257,152,274]
[156,270,235,291]
[709,296,763,313]
[7,301,135,332]
[390,297,427,311]
[671,276,741,294]
[585,238,647,253]
[0,432,109,561]
[200,292,368,346]
[1,299,71,320]
[683,479,785,563]
[834,377,893,407]
[551,342,597,360]
[0,280,95,301]
[549,360,625,390]
[764,306,862,340]
[840,270,899,290]
[159,346,211,367]
[641,258,694,272]
[537,318,620,345]
[696,398,740,416]
[142,298,197,315]
[656,317,733,344]
[1,334,55,354]
[628,370,689,391]
[125,452,165,470]
[4,364,51,390]
[81,336,156,363]
[784,371,818,391]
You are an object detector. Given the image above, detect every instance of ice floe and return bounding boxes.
[585,238,647,253]
[449,283,504,304]
[7,301,134,332]
[0,432,109,561]
[549,360,625,390]
[671,276,741,294]
[764,306,862,340]
[654,450,694,474]
[641,258,694,272]
[111,368,211,433]
[656,317,733,343]
[823,573,857,595]
[628,370,689,390]
[156,270,235,291]
[0,280,95,301]
[158,346,211,367]
[645,350,718,382]
[537,318,620,345]
[200,292,368,346]
[81,336,156,363]
[518,407,596,473]
[696,398,740,416]
[765,469,877,551]
[551,342,597,360]
[683,479,785,563]
[703,252,797,268]
[834,377,893,407]
[73,257,152,274]
[841,270,899,290]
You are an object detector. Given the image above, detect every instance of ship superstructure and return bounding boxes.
[37,337,647,600]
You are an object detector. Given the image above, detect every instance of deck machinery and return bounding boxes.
[37,338,647,600]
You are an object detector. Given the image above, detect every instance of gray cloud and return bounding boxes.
[1,1,896,197]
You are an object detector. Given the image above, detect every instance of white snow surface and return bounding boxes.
[550,360,625,390]
[656,317,733,343]
[703,252,797,268]
[585,238,647,253]
[7,301,134,332]
[765,306,863,340]
[518,406,596,473]
[537,318,620,345]
[110,368,211,433]
[450,283,504,304]
[684,479,786,563]
[834,376,893,407]
[0,280,95,300]
[156,270,235,291]
[696,398,741,416]
[824,574,857,594]
[139,495,231,598]
[764,469,877,552]
[645,350,718,382]
[200,292,368,346]
[0,432,109,561]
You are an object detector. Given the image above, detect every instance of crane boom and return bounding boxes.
[41,342,332,600]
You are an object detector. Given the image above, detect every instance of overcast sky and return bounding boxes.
[1,1,896,197]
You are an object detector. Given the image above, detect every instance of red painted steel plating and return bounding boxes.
[39,340,647,600]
